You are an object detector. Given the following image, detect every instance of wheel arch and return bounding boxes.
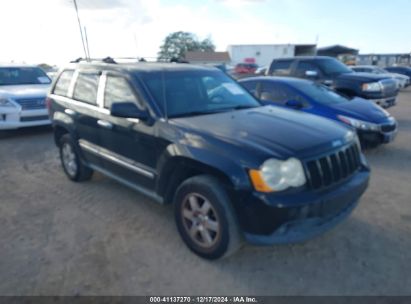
[53,124,70,146]
[157,155,246,205]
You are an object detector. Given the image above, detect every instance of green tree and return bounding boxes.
[158,31,216,61]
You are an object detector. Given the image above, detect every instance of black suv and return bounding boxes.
[267,56,399,108]
[48,60,370,259]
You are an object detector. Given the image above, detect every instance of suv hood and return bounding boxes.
[0,84,50,99]
[172,106,353,159]
[337,72,391,82]
[328,98,390,123]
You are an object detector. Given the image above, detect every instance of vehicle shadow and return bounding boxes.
[0,125,53,140]
[72,173,410,295]
[204,214,411,295]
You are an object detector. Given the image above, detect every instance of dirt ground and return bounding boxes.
[1,91,411,296]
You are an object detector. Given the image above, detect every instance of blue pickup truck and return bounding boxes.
[267,56,399,108]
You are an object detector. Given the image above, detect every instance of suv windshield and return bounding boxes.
[0,67,51,86]
[316,58,353,76]
[292,81,349,105]
[140,69,260,118]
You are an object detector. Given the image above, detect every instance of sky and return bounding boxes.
[0,0,410,65]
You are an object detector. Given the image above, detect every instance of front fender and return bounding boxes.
[156,142,252,192]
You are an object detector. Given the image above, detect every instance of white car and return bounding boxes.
[0,65,52,130]
[351,65,410,89]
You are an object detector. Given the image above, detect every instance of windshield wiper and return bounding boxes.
[169,105,259,118]
[232,105,259,110]
[169,110,221,118]
[215,105,259,112]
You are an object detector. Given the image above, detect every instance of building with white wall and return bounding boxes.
[227,44,317,67]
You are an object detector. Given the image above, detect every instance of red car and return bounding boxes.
[234,63,258,74]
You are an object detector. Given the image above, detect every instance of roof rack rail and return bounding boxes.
[70,57,118,64]
[69,56,189,64]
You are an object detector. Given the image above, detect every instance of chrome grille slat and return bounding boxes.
[15,98,46,110]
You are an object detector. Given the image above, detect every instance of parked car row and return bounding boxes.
[0,56,403,260]
[232,58,411,92]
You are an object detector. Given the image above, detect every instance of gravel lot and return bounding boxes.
[1,90,411,296]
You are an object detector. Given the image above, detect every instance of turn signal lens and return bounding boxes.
[249,169,274,193]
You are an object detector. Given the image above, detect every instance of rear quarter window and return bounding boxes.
[104,76,142,109]
[53,70,74,96]
[73,72,100,105]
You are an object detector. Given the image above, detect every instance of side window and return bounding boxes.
[241,81,259,98]
[53,70,74,96]
[104,76,141,109]
[73,72,100,105]
[269,60,293,76]
[295,61,321,78]
[260,82,309,107]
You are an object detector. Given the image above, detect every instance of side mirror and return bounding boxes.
[286,99,303,109]
[110,102,149,120]
[305,70,318,78]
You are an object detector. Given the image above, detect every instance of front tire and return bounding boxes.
[174,175,242,260]
[59,134,93,182]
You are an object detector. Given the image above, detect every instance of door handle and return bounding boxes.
[97,120,113,129]
[64,108,76,116]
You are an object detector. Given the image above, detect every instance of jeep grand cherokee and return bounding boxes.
[48,60,370,259]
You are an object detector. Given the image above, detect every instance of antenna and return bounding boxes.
[161,69,168,121]
[73,0,88,60]
[84,26,91,60]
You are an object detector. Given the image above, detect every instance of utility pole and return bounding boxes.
[73,0,88,60]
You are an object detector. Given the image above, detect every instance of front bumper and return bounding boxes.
[358,120,398,146]
[233,168,370,245]
[0,108,50,130]
[359,129,398,146]
[368,96,397,108]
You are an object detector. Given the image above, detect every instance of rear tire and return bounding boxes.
[59,134,93,182]
[174,175,242,260]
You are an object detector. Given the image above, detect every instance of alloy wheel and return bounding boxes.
[181,193,220,249]
[62,143,78,177]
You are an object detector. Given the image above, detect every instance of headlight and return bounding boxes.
[0,98,15,107]
[338,115,380,132]
[249,158,306,192]
[362,82,382,92]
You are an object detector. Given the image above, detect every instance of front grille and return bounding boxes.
[15,98,46,110]
[380,79,398,96]
[305,143,361,190]
[20,115,49,122]
[381,123,396,133]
